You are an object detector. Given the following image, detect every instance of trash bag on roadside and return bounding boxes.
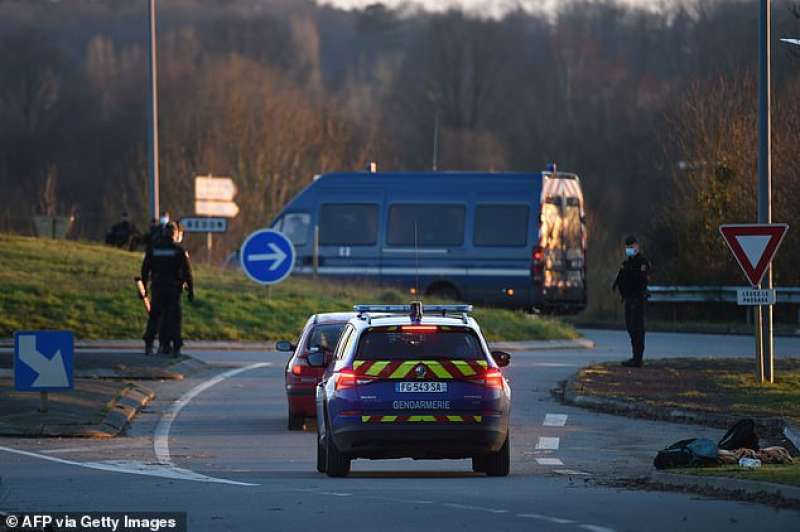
[718,419,759,451]
[757,446,794,465]
[654,438,720,469]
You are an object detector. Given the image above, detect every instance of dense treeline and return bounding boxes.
[1,0,800,313]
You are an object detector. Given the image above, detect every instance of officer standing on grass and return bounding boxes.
[612,235,650,368]
[141,222,194,356]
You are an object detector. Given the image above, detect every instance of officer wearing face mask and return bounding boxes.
[612,235,650,367]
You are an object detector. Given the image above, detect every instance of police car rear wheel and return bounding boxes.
[484,434,510,477]
[325,433,351,477]
[316,432,327,473]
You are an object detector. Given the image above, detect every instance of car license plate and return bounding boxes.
[395,382,447,393]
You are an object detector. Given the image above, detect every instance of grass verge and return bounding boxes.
[576,358,800,425]
[673,464,800,488]
[0,234,578,342]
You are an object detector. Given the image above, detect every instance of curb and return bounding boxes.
[558,375,796,449]
[0,382,155,438]
[650,471,800,502]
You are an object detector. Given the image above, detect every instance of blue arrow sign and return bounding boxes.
[14,331,74,391]
[240,229,296,285]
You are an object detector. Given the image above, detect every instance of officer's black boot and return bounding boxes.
[144,341,154,356]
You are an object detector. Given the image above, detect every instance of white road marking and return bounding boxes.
[535,457,564,466]
[580,526,617,532]
[0,446,255,486]
[554,469,591,476]
[517,513,576,524]
[536,436,560,450]
[444,503,508,514]
[153,362,271,467]
[543,413,568,427]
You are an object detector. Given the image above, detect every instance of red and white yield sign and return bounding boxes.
[719,224,789,287]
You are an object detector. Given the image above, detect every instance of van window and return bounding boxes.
[272,212,310,246]
[387,204,465,247]
[474,205,530,247]
[319,204,379,246]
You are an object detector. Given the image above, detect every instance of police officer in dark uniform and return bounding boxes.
[141,222,194,356]
[612,235,650,368]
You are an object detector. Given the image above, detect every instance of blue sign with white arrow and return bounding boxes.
[240,229,296,285]
[14,331,74,391]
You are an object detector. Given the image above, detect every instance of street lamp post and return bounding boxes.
[147,0,160,222]
[757,0,773,383]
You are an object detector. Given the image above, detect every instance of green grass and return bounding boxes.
[576,358,800,425]
[675,464,800,487]
[0,234,578,342]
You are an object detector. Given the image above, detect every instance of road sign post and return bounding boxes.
[14,331,74,413]
[720,223,788,383]
[240,230,296,286]
[193,176,239,263]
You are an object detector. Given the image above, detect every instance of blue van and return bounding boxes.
[269,170,587,312]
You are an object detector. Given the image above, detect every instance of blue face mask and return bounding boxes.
[625,247,637,257]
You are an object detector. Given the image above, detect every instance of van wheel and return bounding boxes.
[471,455,486,473]
[325,434,351,477]
[484,434,510,477]
[316,431,327,473]
[288,410,304,431]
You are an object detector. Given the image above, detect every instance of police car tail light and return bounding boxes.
[335,369,357,390]
[484,369,503,389]
[400,325,438,333]
[532,246,544,279]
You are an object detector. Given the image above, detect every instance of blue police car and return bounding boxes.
[312,302,512,477]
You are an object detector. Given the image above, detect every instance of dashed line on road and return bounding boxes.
[554,469,591,476]
[535,457,564,466]
[536,436,560,450]
[543,413,568,427]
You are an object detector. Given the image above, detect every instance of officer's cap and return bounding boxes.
[624,235,638,246]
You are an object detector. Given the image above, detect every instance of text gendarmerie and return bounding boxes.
[392,400,450,410]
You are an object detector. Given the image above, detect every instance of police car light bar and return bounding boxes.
[353,304,473,314]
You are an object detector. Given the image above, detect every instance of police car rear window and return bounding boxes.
[355,327,484,361]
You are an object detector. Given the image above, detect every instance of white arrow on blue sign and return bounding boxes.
[14,331,74,391]
[240,229,296,285]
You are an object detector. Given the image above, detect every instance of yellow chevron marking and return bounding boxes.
[408,415,436,422]
[354,361,367,369]
[361,416,372,423]
[423,361,453,379]
[447,416,464,422]
[476,361,488,368]
[389,361,418,379]
[450,360,476,376]
[366,361,390,376]
[381,416,397,422]
[474,416,482,422]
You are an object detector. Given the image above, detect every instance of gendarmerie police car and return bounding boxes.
[312,302,511,477]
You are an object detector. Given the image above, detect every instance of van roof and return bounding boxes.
[315,170,578,182]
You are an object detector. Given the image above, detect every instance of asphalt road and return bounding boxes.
[2,329,800,532]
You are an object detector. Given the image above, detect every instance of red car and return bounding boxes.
[278,313,354,430]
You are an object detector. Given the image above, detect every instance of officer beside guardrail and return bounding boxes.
[612,235,650,368]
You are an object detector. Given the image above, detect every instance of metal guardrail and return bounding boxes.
[648,286,800,304]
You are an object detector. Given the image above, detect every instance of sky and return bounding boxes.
[321,0,671,18]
